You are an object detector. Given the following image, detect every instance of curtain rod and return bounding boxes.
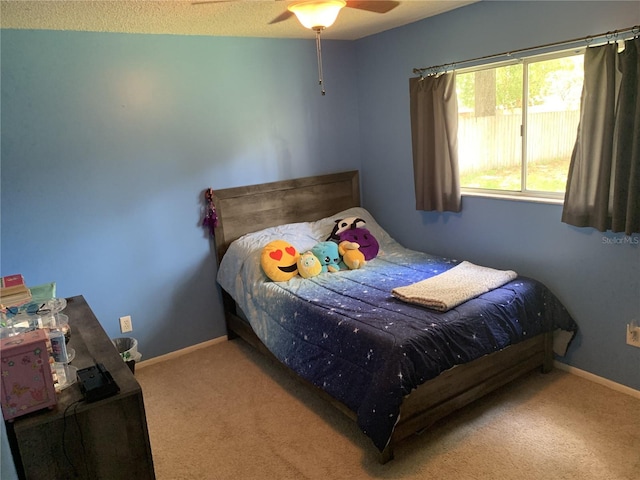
[413,25,639,77]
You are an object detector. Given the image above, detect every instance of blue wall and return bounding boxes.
[1,31,360,359]
[356,1,640,390]
[1,0,638,396]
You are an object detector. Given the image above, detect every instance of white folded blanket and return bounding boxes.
[392,261,517,312]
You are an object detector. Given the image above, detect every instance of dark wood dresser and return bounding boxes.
[5,295,155,479]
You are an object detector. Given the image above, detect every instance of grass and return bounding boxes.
[460,156,570,193]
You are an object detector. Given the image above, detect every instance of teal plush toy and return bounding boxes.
[311,241,342,273]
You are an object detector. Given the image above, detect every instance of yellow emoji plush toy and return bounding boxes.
[297,251,323,279]
[261,240,300,282]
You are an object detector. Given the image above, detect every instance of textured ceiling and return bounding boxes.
[0,0,477,40]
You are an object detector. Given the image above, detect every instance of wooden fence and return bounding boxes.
[458,110,580,173]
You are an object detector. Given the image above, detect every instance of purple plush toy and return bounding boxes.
[337,228,379,261]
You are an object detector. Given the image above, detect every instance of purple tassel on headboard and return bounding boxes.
[202,188,218,236]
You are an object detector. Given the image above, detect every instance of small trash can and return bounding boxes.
[112,337,142,374]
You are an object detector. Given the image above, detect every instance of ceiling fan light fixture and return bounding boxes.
[288,0,347,30]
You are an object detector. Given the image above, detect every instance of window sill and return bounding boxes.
[461,189,565,206]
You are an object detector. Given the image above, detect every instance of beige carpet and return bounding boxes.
[136,339,640,480]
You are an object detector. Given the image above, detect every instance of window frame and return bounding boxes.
[456,48,586,203]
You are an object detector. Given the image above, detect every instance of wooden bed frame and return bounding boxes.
[212,170,553,463]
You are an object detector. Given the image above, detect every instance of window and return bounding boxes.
[456,51,584,199]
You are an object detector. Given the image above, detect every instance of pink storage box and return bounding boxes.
[1,329,57,420]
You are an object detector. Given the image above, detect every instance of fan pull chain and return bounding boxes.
[315,29,326,96]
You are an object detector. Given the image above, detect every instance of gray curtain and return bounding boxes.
[409,74,462,212]
[562,38,639,235]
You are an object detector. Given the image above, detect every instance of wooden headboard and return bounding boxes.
[211,170,360,263]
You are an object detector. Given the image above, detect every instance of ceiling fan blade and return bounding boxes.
[192,0,293,25]
[269,10,294,25]
[192,0,279,4]
[346,1,400,14]
[191,1,237,5]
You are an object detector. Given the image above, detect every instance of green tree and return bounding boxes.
[456,56,581,113]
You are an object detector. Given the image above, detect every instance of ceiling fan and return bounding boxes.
[268,1,400,27]
[194,1,401,94]
[193,1,400,28]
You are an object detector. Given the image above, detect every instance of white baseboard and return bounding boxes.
[136,335,228,369]
[554,361,640,400]
[135,341,639,401]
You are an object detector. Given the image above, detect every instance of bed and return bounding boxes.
[211,170,577,463]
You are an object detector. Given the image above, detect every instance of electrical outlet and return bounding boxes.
[627,322,640,348]
[119,315,133,333]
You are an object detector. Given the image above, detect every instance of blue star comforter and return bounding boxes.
[217,208,577,452]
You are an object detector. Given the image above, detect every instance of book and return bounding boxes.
[1,284,30,297]
[0,289,32,307]
[0,274,32,308]
[1,274,25,288]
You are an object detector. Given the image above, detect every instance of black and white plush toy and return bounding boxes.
[326,217,366,242]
